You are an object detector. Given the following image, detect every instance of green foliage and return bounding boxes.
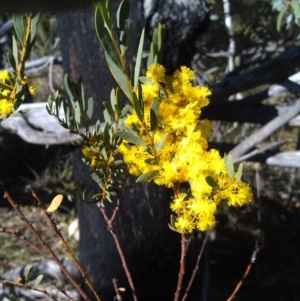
[47,76,127,204]
[272,0,300,31]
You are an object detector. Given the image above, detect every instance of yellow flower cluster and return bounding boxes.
[82,144,101,169]
[118,64,253,233]
[0,71,36,120]
[0,70,13,118]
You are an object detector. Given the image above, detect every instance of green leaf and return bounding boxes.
[86,97,94,120]
[95,6,122,70]
[10,109,29,117]
[225,153,235,179]
[132,90,143,122]
[64,74,75,103]
[110,88,119,115]
[114,130,145,144]
[103,122,111,147]
[136,170,159,182]
[168,224,179,233]
[105,52,132,101]
[134,29,145,89]
[13,14,25,44]
[91,173,103,185]
[117,0,130,31]
[12,36,19,69]
[144,158,157,165]
[33,275,44,287]
[74,101,81,126]
[164,75,174,93]
[155,132,168,153]
[7,52,16,71]
[236,163,243,182]
[103,101,113,123]
[277,6,287,31]
[29,13,40,45]
[205,176,219,189]
[291,0,300,19]
[139,77,153,85]
[150,98,159,131]
[25,266,34,282]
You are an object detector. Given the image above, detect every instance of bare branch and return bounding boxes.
[232,99,300,159]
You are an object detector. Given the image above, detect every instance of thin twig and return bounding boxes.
[31,188,102,301]
[112,278,123,301]
[97,198,138,301]
[181,232,209,301]
[226,243,260,301]
[0,227,48,257]
[0,183,91,301]
[1,279,59,301]
[232,99,300,159]
[234,140,285,163]
[174,234,187,301]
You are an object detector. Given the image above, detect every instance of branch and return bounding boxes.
[232,99,300,159]
[210,46,300,102]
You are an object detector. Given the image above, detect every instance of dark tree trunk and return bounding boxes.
[57,2,208,300]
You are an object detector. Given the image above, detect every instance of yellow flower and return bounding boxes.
[29,85,36,95]
[0,70,10,81]
[1,89,11,97]
[0,99,13,116]
[174,214,194,233]
[119,63,253,233]
[22,76,28,85]
[146,64,165,83]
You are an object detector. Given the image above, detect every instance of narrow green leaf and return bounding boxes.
[121,104,133,117]
[144,158,157,165]
[25,266,34,282]
[132,90,143,122]
[12,36,19,69]
[13,14,25,44]
[103,122,111,147]
[136,170,159,182]
[74,101,81,126]
[31,13,40,29]
[205,176,219,189]
[110,88,118,115]
[139,77,153,85]
[134,29,145,89]
[156,132,168,153]
[105,52,132,101]
[101,146,108,160]
[10,109,29,117]
[86,97,94,120]
[164,75,174,93]
[99,1,111,26]
[236,163,243,182]
[117,0,130,31]
[225,153,235,179]
[33,274,43,287]
[95,7,122,69]
[103,101,114,123]
[29,14,40,44]
[150,98,159,131]
[277,6,287,31]
[64,74,75,103]
[114,130,145,144]
[291,0,300,18]
[91,173,102,185]
[7,52,16,71]
[168,224,179,232]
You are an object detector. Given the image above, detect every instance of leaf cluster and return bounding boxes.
[47,76,127,204]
